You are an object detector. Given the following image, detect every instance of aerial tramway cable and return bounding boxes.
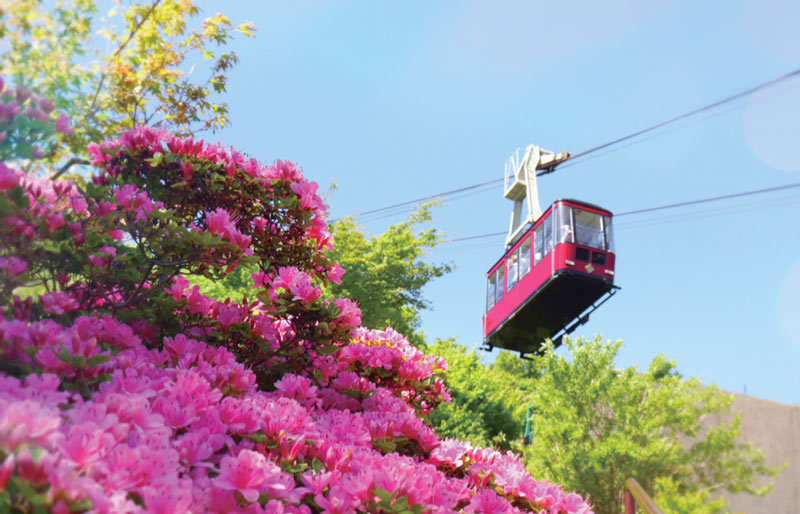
[334,67,800,223]
[447,181,800,243]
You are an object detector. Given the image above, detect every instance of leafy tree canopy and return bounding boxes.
[426,339,523,449]
[195,203,452,348]
[325,205,452,346]
[522,336,782,514]
[0,0,255,173]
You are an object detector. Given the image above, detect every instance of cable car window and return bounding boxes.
[487,273,496,310]
[508,252,519,289]
[519,238,531,277]
[543,215,553,256]
[555,204,574,244]
[533,225,543,265]
[574,208,605,250]
[603,215,614,253]
[495,266,505,303]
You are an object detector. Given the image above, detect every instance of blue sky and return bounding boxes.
[200,0,800,405]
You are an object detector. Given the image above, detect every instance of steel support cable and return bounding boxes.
[333,67,800,222]
[447,181,800,243]
[566,67,800,162]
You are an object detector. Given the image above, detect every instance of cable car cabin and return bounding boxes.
[483,199,618,355]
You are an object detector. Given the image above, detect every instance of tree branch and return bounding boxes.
[50,157,90,180]
[85,0,163,121]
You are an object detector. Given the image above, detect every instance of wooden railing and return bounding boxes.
[624,478,664,514]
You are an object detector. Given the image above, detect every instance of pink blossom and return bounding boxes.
[207,208,235,238]
[141,484,194,514]
[215,449,275,502]
[290,180,323,211]
[0,400,62,451]
[0,453,15,490]
[185,286,212,316]
[15,86,31,104]
[39,97,56,114]
[115,184,139,209]
[465,489,520,514]
[0,256,27,275]
[271,266,321,304]
[180,160,193,180]
[59,422,114,470]
[274,374,319,409]
[47,212,66,231]
[55,112,74,135]
[334,298,361,329]
[0,162,19,191]
[214,302,244,329]
[328,263,346,285]
[166,276,191,302]
[40,291,79,314]
[71,195,89,215]
[89,245,117,269]
[429,438,473,468]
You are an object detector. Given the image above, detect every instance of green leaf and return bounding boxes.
[70,498,93,512]
[86,354,111,367]
[371,438,397,454]
[243,432,265,444]
[373,487,395,503]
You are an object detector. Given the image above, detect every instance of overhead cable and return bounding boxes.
[447,181,800,243]
[336,67,800,222]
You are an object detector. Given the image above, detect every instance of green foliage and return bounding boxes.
[193,205,452,349]
[0,0,255,169]
[327,204,452,346]
[426,340,528,450]
[521,336,782,514]
[653,477,731,514]
[192,259,255,302]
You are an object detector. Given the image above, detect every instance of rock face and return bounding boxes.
[705,393,800,514]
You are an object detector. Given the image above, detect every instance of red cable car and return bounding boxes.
[481,146,619,356]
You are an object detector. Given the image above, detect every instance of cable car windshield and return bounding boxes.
[573,208,612,251]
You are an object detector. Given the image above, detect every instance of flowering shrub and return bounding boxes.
[0,80,594,513]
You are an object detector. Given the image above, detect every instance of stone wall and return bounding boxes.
[706,394,799,513]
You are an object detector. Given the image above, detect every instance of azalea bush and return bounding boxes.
[0,81,594,513]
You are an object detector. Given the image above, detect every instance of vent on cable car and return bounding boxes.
[591,251,606,266]
[575,247,590,262]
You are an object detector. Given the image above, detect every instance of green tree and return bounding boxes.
[522,336,782,514]
[193,204,452,347]
[326,205,451,346]
[426,339,523,449]
[0,0,255,173]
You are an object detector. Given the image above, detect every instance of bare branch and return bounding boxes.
[50,157,90,180]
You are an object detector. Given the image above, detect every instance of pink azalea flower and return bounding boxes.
[0,400,62,451]
[328,263,346,285]
[180,160,193,180]
[0,256,27,275]
[40,291,79,314]
[115,184,139,209]
[0,162,20,191]
[215,449,275,502]
[206,208,236,239]
[59,422,114,470]
[185,286,212,316]
[465,489,519,514]
[55,112,74,135]
[70,195,89,215]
